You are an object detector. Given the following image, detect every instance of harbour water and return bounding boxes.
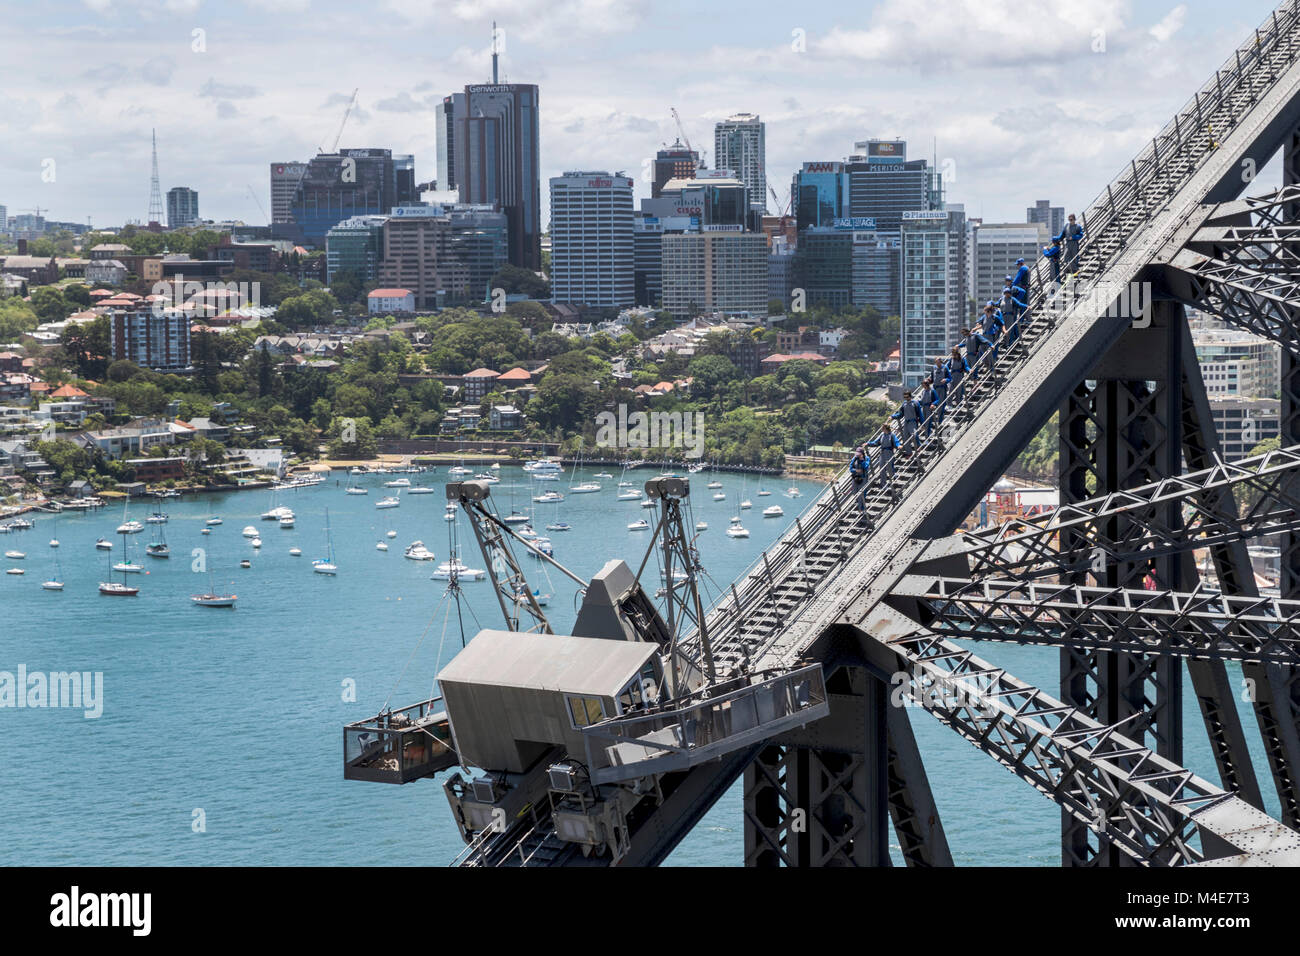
[0,467,1280,865]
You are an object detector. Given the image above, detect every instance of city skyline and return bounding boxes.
[0,0,1288,233]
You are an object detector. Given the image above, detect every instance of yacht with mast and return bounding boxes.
[313,509,338,575]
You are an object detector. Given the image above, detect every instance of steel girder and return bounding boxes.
[894,575,1300,667]
[921,443,1300,584]
[854,609,1300,867]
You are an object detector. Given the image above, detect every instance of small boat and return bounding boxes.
[757,488,772,497]
[145,542,170,558]
[9,518,32,529]
[569,482,601,494]
[431,558,486,580]
[408,486,438,494]
[206,517,223,526]
[533,491,564,504]
[628,519,650,531]
[530,536,554,558]
[489,462,500,471]
[201,528,211,535]
[95,539,112,550]
[279,514,295,528]
[112,561,143,573]
[618,480,634,487]
[763,505,785,518]
[617,490,641,501]
[251,537,262,549]
[472,473,501,484]
[193,593,237,608]
[147,512,168,524]
[6,568,24,575]
[446,465,473,477]
[444,505,457,522]
[517,524,538,540]
[593,472,612,479]
[546,521,571,532]
[740,499,752,510]
[242,526,258,538]
[42,579,64,591]
[726,524,750,538]
[503,512,530,525]
[384,478,411,488]
[386,530,397,538]
[289,548,302,556]
[404,541,437,561]
[116,520,144,534]
[49,539,59,548]
[4,550,24,559]
[712,492,725,501]
[707,480,722,489]
[532,589,550,606]
[376,541,389,552]
[313,509,337,574]
[695,521,708,531]
[261,506,292,521]
[346,487,369,495]
[98,581,138,595]
[375,495,401,509]
[786,487,802,498]
[688,463,706,474]
[240,559,252,569]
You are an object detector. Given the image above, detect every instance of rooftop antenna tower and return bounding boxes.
[491,21,500,82]
[148,129,164,225]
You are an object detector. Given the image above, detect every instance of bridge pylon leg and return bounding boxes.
[744,664,891,866]
[1058,301,1184,866]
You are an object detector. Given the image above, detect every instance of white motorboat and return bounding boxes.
[112,561,143,573]
[529,536,554,558]
[532,472,560,482]
[763,505,785,517]
[279,513,295,528]
[707,480,722,489]
[712,492,725,501]
[726,524,750,538]
[387,530,397,538]
[4,550,24,559]
[471,473,500,485]
[384,478,411,488]
[289,548,302,556]
[446,465,473,477]
[569,482,601,494]
[757,488,772,497]
[617,490,641,501]
[593,472,613,479]
[206,517,223,525]
[533,490,564,504]
[740,499,752,510]
[116,520,144,534]
[628,519,650,531]
[147,513,168,524]
[95,538,112,550]
[695,521,708,531]
[517,524,538,540]
[376,541,389,552]
[546,521,571,532]
[242,526,258,538]
[346,487,369,495]
[251,537,262,549]
[6,568,24,575]
[261,505,292,521]
[641,498,657,508]
[431,558,485,580]
[503,512,530,525]
[408,486,438,494]
[49,539,58,548]
[201,528,211,535]
[375,495,401,509]
[786,487,802,498]
[404,541,436,561]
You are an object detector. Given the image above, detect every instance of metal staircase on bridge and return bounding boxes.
[495,0,1300,867]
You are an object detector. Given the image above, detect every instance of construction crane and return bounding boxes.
[246,185,269,224]
[768,185,792,217]
[321,88,359,154]
[669,107,704,171]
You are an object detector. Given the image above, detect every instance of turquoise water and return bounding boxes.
[0,468,1280,865]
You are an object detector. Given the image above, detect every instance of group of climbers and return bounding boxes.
[847,214,1084,513]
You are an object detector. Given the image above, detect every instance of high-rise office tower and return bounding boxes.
[269,162,309,224]
[436,94,465,191]
[652,141,699,199]
[395,155,417,206]
[971,222,1048,307]
[845,140,940,233]
[274,149,405,247]
[549,171,635,308]
[454,83,541,270]
[793,161,850,231]
[661,232,769,317]
[900,206,967,389]
[166,187,199,229]
[1026,199,1065,238]
[714,113,767,215]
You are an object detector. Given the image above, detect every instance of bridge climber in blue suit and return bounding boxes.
[868,424,901,487]
[891,391,925,452]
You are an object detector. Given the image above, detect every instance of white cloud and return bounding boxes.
[1150,4,1188,43]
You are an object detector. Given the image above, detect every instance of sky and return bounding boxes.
[0,0,1288,231]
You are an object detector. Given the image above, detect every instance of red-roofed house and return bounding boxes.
[51,384,89,399]
[367,289,415,314]
[759,351,831,369]
[496,367,533,385]
[462,368,501,402]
